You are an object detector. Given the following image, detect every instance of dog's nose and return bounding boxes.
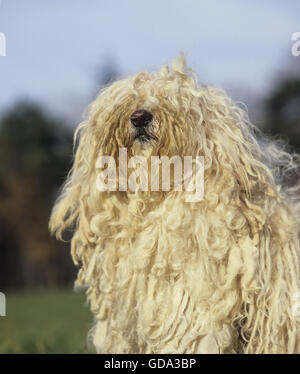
[130,110,153,128]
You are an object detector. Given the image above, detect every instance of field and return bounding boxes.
[0,288,95,354]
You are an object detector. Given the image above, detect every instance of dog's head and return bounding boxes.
[50,55,279,241]
[80,56,204,161]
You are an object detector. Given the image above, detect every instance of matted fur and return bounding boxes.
[50,56,300,353]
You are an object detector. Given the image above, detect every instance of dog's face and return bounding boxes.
[85,57,201,162]
[51,55,272,230]
[72,56,263,201]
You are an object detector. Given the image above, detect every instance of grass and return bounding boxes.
[0,288,95,354]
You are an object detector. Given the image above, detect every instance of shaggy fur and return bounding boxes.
[50,56,300,353]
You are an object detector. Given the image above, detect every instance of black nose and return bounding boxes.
[130,110,153,128]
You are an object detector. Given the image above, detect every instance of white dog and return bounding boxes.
[50,56,300,353]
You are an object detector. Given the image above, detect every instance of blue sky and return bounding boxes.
[0,0,299,125]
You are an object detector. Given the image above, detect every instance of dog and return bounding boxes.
[49,56,300,353]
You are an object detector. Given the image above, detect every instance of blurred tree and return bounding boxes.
[264,79,300,152]
[96,55,120,87]
[0,102,75,288]
[89,55,120,100]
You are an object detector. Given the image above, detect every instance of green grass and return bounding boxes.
[0,288,95,354]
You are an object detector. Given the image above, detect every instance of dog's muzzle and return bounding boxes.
[131,110,155,143]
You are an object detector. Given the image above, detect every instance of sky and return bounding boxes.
[0,0,299,125]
